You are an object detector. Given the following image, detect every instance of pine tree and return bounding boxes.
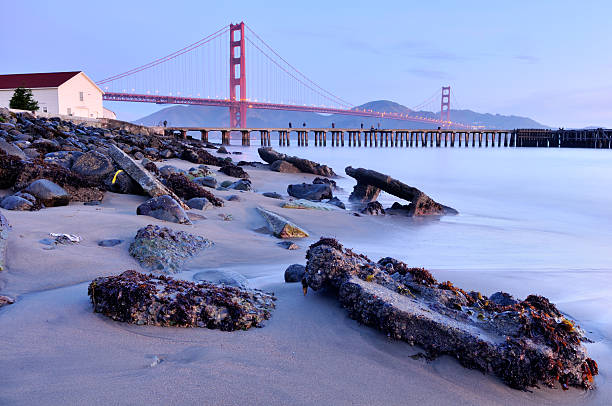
[9,87,39,111]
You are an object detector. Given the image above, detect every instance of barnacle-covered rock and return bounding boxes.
[129,224,213,273]
[303,238,598,391]
[88,270,275,330]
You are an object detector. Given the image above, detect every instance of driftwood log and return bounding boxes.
[345,166,457,216]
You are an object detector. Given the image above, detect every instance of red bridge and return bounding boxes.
[98,22,468,129]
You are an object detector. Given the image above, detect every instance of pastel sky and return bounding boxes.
[1,0,611,127]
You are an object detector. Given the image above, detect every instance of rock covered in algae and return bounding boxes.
[129,224,213,273]
[88,270,275,330]
[303,238,598,391]
[256,207,308,238]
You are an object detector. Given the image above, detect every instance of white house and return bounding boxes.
[0,71,104,118]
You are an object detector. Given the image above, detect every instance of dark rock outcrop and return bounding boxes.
[284,264,306,283]
[136,195,191,224]
[71,151,114,180]
[345,166,457,216]
[88,270,275,330]
[303,238,599,391]
[270,160,300,173]
[287,183,332,201]
[129,224,212,273]
[163,172,224,207]
[219,163,249,179]
[258,147,336,177]
[360,201,385,215]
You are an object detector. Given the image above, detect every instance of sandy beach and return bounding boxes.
[1,144,610,406]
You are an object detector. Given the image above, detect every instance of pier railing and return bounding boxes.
[164,127,612,149]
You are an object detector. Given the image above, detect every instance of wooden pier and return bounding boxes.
[164,127,612,149]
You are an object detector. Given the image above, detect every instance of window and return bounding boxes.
[42,106,47,113]
[79,92,84,101]
[67,108,72,116]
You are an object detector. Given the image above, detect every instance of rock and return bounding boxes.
[71,151,114,180]
[192,176,217,188]
[258,147,336,176]
[226,195,241,202]
[490,291,519,306]
[270,160,300,173]
[187,166,213,179]
[163,172,224,207]
[89,270,275,330]
[287,183,332,201]
[43,151,82,169]
[0,295,14,308]
[220,180,233,188]
[143,147,159,157]
[345,166,457,216]
[133,151,145,160]
[180,148,226,167]
[159,165,184,177]
[313,177,338,189]
[262,192,283,199]
[105,169,143,195]
[0,195,33,211]
[108,144,188,210]
[49,233,82,244]
[13,191,36,203]
[303,238,599,391]
[24,179,70,207]
[160,149,173,159]
[23,148,39,159]
[217,146,229,154]
[284,264,306,282]
[98,239,122,247]
[0,138,26,160]
[282,199,342,211]
[129,224,212,273]
[0,153,24,189]
[219,163,249,179]
[0,213,9,271]
[256,207,308,238]
[186,197,212,211]
[193,269,249,289]
[327,197,346,209]
[32,138,59,153]
[136,195,191,224]
[360,201,385,215]
[277,241,299,250]
[227,179,252,191]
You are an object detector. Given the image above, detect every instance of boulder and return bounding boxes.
[129,224,212,273]
[24,179,70,207]
[0,195,33,211]
[284,264,306,283]
[287,183,332,201]
[258,147,336,177]
[43,151,82,169]
[345,166,457,216]
[136,195,191,224]
[256,207,308,238]
[108,144,188,210]
[88,270,275,330]
[313,177,338,189]
[282,199,342,211]
[303,238,599,391]
[219,163,249,179]
[71,151,114,180]
[105,169,143,195]
[186,197,212,211]
[262,192,283,199]
[159,165,185,177]
[0,213,8,271]
[270,160,300,173]
[193,269,249,289]
[227,179,252,191]
[360,201,385,215]
[192,176,217,188]
[0,139,26,160]
[217,146,229,154]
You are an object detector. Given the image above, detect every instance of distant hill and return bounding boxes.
[134,100,549,130]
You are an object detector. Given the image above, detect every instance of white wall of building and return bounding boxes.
[0,88,59,114]
[57,73,103,118]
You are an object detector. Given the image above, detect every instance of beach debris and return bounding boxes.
[282,199,342,211]
[129,224,212,274]
[193,269,249,289]
[284,264,306,283]
[303,238,599,391]
[88,270,275,330]
[0,295,14,308]
[277,241,299,250]
[258,147,336,177]
[98,239,122,247]
[136,195,192,224]
[256,207,308,238]
[50,233,82,244]
[360,201,385,215]
[287,183,333,201]
[345,166,458,216]
[0,213,9,271]
[108,144,188,210]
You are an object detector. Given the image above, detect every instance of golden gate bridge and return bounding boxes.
[98,22,466,129]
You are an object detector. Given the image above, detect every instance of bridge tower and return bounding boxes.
[229,22,247,128]
[440,86,450,123]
